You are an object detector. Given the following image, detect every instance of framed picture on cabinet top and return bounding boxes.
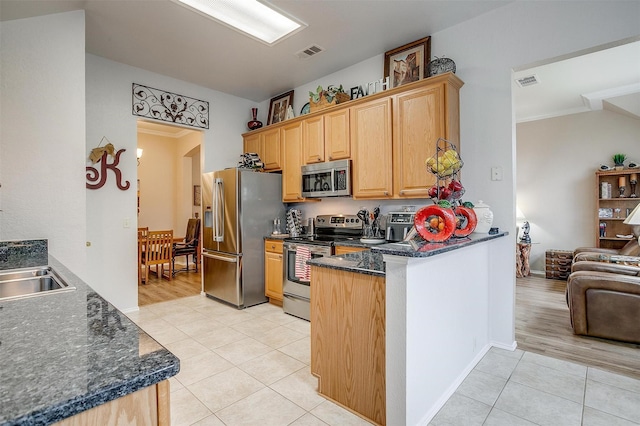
[384,36,431,88]
[267,90,294,125]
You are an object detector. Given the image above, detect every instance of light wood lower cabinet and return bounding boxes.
[310,266,385,426]
[54,380,170,426]
[334,245,368,255]
[264,239,284,304]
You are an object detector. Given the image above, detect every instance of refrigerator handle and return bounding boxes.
[203,252,237,262]
[214,177,224,242]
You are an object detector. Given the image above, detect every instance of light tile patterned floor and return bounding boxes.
[430,348,640,426]
[128,295,640,426]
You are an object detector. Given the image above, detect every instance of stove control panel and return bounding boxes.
[315,214,361,229]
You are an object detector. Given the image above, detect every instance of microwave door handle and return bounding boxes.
[330,169,335,193]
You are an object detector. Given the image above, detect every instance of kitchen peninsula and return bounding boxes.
[0,241,179,425]
[308,232,511,426]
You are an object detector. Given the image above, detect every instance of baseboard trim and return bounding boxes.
[416,343,492,425]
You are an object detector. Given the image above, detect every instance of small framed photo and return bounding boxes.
[598,208,613,218]
[267,90,294,125]
[384,36,431,88]
[193,185,201,206]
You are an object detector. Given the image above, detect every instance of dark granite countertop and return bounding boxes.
[308,250,385,277]
[0,253,179,425]
[372,232,508,257]
[333,239,386,249]
[308,232,508,276]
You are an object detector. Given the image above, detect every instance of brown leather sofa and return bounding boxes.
[573,237,640,258]
[566,254,640,344]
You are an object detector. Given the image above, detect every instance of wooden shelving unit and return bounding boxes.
[596,169,639,249]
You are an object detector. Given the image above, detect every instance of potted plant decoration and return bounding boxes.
[613,153,627,170]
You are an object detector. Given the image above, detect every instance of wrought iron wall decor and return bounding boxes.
[132,83,209,129]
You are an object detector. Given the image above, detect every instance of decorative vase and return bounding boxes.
[472,200,494,234]
[247,108,263,131]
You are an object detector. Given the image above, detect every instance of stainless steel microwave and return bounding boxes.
[301,159,351,198]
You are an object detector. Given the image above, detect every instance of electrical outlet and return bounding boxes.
[491,167,503,181]
[123,218,130,228]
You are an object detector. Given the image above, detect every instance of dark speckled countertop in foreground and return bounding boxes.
[0,254,179,426]
[308,232,508,276]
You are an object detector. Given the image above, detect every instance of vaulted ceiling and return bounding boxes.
[2,0,638,122]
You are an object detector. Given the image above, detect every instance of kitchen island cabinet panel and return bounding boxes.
[54,381,169,426]
[351,98,393,199]
[310,266,386,425]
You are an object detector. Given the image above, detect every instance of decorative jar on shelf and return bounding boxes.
[472,200,494,234]
[247,107,263,131]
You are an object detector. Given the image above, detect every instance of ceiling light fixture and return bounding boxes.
[175,0,306,45]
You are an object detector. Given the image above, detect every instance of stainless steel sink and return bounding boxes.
[0,266,75,301]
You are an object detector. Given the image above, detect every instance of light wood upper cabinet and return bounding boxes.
[241,73,463,201]
[393,84,446,198]
[261,127,282,170]
[281,121,305,202]
[324,108,350,161]
[303,108,350,164]
[242,127,282,171]
[243,132,261,157]
[302,115,325,164]
[351,97,393,199]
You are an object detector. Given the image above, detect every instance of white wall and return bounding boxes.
[86,54,254,311]
[517,110,640,273]
[0,11,87,275]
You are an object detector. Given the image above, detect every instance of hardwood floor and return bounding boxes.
[138,263,201,306]
[516,274,640,380]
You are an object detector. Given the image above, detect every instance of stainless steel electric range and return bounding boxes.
[282,214,362,320]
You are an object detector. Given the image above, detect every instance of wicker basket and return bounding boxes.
[309,92,350,112]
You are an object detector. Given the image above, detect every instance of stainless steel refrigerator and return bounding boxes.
[202,168,284,308]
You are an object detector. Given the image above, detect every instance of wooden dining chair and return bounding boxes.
[142,230,173,283]
[137,227,149,285]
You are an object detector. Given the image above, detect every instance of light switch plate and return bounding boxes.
[491,167,503,181]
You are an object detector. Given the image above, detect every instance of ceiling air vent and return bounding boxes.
[515,74,539,88]
[295,44,324,59]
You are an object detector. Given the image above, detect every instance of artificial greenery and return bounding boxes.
[309,85,346,103]
[612,153,627,165]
